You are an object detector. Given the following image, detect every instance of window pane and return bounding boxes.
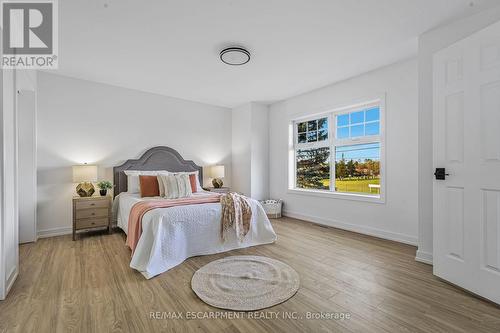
[365,121,380,136]
[296,148,330,190]
[337,126,349,139]
[307,120,317,131]
[318,129,328,141]
[335,143,380,195]
[307,131,317,142]
[318,118,328,141]
[298,133,307,143]
[337,114,348,127]
[318,117,328,131]
[350,111,364,124]
[365,107,380,122]
[297,122,307,133]
[350,124,364,137]
[334,106,381,140]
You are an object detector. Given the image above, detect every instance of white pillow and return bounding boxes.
[124,170,169,193]
[176,174,193,198]
[159,174,192,199]
[157,175,165,197]
[173,171,203,192]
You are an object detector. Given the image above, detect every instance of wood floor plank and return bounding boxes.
[1,217,499,333]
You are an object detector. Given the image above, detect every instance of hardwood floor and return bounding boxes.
[1,217,499,333]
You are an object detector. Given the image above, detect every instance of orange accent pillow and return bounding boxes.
[139,175,160,197]
[189,174,198,193]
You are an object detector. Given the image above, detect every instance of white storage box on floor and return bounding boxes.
[260,199,283,219]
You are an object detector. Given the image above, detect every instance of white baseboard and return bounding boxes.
[283,210,418,246]
[415,250,433,265]
[3,267,18,300]
[37,226,72,239]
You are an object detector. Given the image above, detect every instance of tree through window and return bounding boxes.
[293,102,382,197]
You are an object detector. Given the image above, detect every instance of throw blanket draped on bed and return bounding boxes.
[220,193,252,242]
[126,193,221,254]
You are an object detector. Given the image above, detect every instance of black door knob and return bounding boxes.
[434,168,449,180]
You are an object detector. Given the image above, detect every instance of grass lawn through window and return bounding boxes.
[322,178,380,195]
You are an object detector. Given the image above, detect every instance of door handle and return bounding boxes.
[434,168,449,180]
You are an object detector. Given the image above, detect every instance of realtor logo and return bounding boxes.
[1,0,58,69]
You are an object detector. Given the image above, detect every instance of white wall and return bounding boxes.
[231,102,269,200]
[250,103,269,200]
[417,7,500,265]
[0,66,19,300]
[269,59,418,245]
[231,104,252,195]
[37,72,232,237]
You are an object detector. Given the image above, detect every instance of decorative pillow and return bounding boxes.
[174,171,203,192]
[139,175,160,197]
[160,174,193,199]
[189,174,197,193]
[157,175,165,197]
[176,174,192,198]
[160,175,177,199]
[124,170,169,193]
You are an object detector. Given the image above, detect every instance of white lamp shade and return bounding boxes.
[210,165,225,179]
[72,165,98,183]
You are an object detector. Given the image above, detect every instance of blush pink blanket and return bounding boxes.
[126,193,221,255]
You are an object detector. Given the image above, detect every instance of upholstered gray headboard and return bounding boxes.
[113,146,203,197]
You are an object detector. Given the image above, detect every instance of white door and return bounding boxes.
[433,20,500,304]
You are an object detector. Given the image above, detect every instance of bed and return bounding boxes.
[112,146,277,279]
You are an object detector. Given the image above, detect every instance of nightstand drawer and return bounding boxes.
[75,199,109,210]
[75,207,109,220]
[75,217,108,230]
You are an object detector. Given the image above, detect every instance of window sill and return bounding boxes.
[287,188,385,204]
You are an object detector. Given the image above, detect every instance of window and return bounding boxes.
[336,107,380,139]
[334,142,380,195]
[296,147,330,190]
[291,101,383,199]
[296,117,328,143]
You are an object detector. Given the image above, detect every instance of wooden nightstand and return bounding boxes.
[72,196,112,240]
[205,187,230,194]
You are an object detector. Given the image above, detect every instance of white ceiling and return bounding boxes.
[54,0,498,108]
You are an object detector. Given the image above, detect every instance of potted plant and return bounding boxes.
[96,181,113,196]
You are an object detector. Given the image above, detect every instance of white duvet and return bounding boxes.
[113,192,277,279]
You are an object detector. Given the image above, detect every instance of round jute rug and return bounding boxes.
[191,255,300,311]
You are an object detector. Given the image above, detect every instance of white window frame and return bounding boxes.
[288,97,386,203]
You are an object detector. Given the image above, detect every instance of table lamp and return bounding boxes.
[73,164,98,197]
[210,165,225,188]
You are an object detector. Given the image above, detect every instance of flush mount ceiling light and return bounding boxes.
[220,47,250,66]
